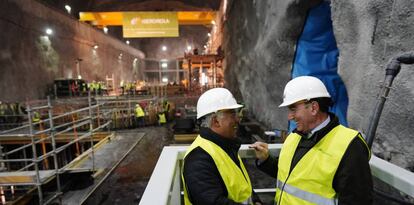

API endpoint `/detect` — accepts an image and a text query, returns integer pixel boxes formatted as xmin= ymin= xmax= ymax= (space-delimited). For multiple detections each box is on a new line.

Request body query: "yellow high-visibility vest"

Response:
xmin=0 ymin=104 xmax=6 ymax=115
xmin=32 ymin=112 xmax=40 ymax=123
xmin=275 ymin=125 xmax=370 ymax=205
xmin=135 ymin=106 xmax=145 ymax=117
xmin=182 ymin=136 xmax=252 ymax=205
xmin=158 ymin=113 xmax=166 ymax=124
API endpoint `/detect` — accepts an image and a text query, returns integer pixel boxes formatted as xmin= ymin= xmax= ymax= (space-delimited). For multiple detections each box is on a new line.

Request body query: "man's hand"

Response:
xmin=249 ymin=142 xmax=269 ymax=161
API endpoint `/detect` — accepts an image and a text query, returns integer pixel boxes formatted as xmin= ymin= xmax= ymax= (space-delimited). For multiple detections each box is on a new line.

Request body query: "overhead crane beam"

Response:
xmin=79 ymin=11 xmax=217 ymax=27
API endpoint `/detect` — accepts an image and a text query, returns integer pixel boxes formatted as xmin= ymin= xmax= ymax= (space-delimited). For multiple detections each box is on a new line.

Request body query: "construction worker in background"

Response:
xmin=120 ymin=80 xmax=125 ymax=96
xmin=157 ymin=105 xmax=167 ymax=126
xmin=101 ymin=82 xmax=108 ymax=95
xmin=250 ymin=76 xmax=373 ymax=205
xmin=90 ymin=80 xmax=97 ymax=95
xmin=97 ymin=81 xmax=102 ymax=95
xmin=163 ymin=99 xmax=171 ymax=122
xmin=81 ymin=81 xmax=87 ymax=96
xmin=32 ymin=111 xmax=40 ymax=123
xmin=31 ymin=111 xmax=41 ymax=129
xmin=135 ymin=103 xmax=145 ymax=127
xmin=182 ymin=88 xmax=262 ymax=205
xmin=0 ymin=101 xmax=6 ymax=124
xmin=125 ymin=82 xmax=130 ymax=95
xmin=87 ymin=81 xmax=92 ymax=94
xmin=71 ymin=81 xmax=78 ymax=96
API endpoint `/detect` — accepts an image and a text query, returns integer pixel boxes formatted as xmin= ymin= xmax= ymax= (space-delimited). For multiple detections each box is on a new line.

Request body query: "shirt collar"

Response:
xmin=306 ymin=115 xmax=331 ymax=139
xmin=199 ymin=127 xmax=241 ymax=151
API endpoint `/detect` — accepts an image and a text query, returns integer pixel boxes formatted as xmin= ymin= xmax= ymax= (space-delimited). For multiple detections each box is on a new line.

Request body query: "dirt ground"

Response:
xmin=83 ymin=125 xmax=174 ymax=204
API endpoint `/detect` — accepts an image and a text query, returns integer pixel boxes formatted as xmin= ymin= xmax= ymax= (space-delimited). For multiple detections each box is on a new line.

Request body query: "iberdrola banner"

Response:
xmin=123 ymin=12 xmax=179 ymax=38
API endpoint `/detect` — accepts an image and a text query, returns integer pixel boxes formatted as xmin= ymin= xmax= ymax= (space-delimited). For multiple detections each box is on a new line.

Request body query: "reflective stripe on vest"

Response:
xmin=182 ymin=136 xmax=252 ymax=205
xmin=276 ymin=180 xmax=337 ymax=205
xmin=276 ymin=125 xmax=369 ymax=205
xmin=241 ymin=197 xmax=253 ymax=204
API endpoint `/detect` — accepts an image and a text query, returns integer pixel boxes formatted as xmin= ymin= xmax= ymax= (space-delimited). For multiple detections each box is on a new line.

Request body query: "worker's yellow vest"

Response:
xmin=158 ymin=113 xmax=166 ymax=124
xmin=182 ymin=136 xmax=252 ymax=205
xmin=32 ymin=112 xmax=40 ymax=123
xmin=275 ymin=125 xmax=370 ymax=205
xmin=0 ymin=104 xmax=6 ymax=115
xmin=135 ymin=106 xmax=145 ymax=117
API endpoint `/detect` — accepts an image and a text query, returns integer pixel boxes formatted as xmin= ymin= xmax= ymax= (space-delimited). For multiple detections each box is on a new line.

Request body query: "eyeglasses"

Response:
xmin=216 ymin=109 xmax=241 ymax=118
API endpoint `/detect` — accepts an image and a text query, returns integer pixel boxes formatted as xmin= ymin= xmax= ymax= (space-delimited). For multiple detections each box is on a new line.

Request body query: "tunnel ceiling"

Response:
xmin=63 ymin=0 xmax=221 ymax=12
xmin=85 ymin=0 xmax=221 ymax=11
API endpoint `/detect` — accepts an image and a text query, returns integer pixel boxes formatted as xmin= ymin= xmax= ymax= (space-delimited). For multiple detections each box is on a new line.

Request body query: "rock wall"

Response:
xmin=0 ymin=0 xmax=145 ymax=102
xmin=223 ymin=0 xmax=414 ymax=170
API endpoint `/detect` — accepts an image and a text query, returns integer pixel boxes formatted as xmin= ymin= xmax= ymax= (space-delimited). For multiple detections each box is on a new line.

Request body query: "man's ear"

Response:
xmin=311 ymin=101 xmax=319 ymax=115
xmin=211 ymin=115 xmax=220 ymax=128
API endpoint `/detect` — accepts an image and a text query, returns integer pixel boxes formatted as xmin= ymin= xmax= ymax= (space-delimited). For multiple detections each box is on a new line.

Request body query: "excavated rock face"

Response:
xmin=223 ymin=0 xmax=414 ymax=169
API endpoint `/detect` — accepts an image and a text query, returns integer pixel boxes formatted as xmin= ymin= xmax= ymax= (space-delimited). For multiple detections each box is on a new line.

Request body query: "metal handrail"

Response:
xmin=0 ymin=104 xmax=102 ymax=135
xmin=27 ymin=105 xmax=50 ymax=111
xmin=1 ymin=120 xmax=91 ymax=157
xmin=53 ymin=116 xmax=90 ymax=131
xmin=54 ymin=120 xmax=90 ymax=136
xmin=0 ymin=158 xmax=33 ymax=163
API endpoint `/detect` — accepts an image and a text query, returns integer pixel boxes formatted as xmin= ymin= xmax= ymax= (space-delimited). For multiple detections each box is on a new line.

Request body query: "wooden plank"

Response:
xmin=174 ymin=134 xmax=197 ymax=142
xmin=0 ymin=132 xmax=109 ymax=144
xmin=0 ymin=170 xmax=55 ymax=185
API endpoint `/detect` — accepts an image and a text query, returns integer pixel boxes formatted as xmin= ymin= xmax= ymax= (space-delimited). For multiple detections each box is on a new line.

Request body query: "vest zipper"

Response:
xmin=277 ymin=172 xmax=291 ymax=205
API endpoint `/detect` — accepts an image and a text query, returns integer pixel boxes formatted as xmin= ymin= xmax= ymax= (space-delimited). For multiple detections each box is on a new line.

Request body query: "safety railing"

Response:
xmin=0 ymin=93 xmax=111 ymax=204
xmin=140 ymin=144 xmax=414 ymax=205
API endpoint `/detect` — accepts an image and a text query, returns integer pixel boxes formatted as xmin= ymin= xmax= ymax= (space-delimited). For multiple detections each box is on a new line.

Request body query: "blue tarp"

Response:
xmin=288 ymin=1 xmax=349 ymax=132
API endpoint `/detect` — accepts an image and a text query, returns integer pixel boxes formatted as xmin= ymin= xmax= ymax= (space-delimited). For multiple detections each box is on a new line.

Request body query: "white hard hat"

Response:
xmin=279 ymin=76 xmax=331 ymax=107
xmin=197 ymin=88 xmax=243 ymax=119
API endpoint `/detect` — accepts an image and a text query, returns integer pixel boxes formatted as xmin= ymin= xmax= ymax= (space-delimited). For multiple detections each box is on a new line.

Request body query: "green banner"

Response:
xmin=123 ymin=12 xmax=179 ymax=38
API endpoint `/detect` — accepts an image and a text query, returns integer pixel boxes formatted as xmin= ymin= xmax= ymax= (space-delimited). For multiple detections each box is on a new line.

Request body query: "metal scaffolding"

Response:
xmin=0 ymin=93 xmax=111 ymax=204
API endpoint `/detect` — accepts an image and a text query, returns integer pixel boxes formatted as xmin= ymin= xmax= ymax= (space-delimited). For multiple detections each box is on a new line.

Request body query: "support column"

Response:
xmin=176 ymin=60 xmax=179 ymax=83
xmin=213 ymin=58 xmax=217 ymax=87
xmin=188 ymin=60 xmax=192 ymax=90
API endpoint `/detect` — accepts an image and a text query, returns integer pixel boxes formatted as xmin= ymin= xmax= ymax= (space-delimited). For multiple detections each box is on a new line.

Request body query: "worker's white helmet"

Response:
xmin=197 ymin=88 xmax=243 ymax=119
xmin=279 ymin=76 xmax=331 ymax=107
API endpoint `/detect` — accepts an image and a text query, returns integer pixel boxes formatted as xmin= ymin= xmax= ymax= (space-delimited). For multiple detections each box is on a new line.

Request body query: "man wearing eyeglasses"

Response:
xmin=182 ymin=88 xmax=262 ymax=205
xmin=250 ymin=76 xmax=373 ymax=205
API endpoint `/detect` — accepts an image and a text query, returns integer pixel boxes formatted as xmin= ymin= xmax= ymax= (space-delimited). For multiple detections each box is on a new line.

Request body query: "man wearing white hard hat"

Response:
xmin=250 ymin=76 xmax=373 ymax=205
xmin=182 ymin=88 xmax=262 ymax=205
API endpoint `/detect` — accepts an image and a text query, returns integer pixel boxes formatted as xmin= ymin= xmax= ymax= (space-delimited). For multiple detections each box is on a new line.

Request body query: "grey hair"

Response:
xmin=200 ymin=112 xmax=225 ymax=128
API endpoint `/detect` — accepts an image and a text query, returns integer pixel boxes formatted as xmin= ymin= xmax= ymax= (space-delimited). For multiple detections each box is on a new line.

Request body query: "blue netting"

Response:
xmin=289 ymin=1 xmax=348 ymax=132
